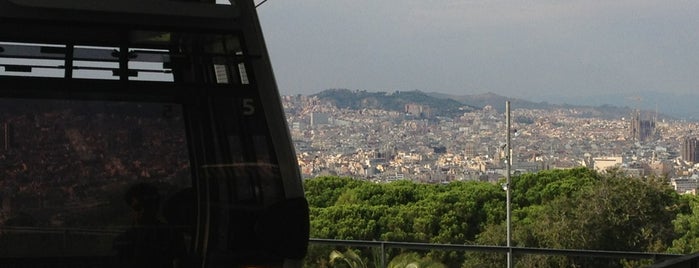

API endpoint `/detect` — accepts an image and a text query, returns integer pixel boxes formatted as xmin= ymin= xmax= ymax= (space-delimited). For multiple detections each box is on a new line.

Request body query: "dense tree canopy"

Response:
xmin=304 ymin=167 xmax=695 ymax=267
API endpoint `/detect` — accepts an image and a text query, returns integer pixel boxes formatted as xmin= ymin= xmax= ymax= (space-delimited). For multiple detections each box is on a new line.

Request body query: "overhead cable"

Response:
xmin=255 ymin=0 xmax=268 ymax=8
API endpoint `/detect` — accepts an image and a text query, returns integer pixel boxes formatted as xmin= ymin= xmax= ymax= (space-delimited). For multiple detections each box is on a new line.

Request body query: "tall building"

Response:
xmin=405 ymin=103 xmax=431 ymax=118
xmin=682 ymin=137 xmax=699 ymax=164
xmin=629 ymin=111 xmax=655 ymax=142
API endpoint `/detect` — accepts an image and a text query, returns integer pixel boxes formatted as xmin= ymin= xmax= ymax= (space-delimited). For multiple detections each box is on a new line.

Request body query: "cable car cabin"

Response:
xmin=0 ymin=0 xmax=309 ymax=267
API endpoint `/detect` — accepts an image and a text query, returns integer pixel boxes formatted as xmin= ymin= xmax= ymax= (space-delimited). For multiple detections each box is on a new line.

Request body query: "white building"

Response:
xmin=593 ymin=156 xmax=623 ymax=172
xmin=671 ymin=177 xmax=699 ymax=195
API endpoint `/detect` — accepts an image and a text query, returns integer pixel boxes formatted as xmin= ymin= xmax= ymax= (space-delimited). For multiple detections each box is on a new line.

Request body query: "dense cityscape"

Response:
xmin=283 ymin=93 xmax=699 ymax=194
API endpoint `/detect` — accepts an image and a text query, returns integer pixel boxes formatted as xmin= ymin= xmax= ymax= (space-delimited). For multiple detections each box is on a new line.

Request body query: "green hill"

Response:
xmin=313 ymin=89 xmax=476 ymax=117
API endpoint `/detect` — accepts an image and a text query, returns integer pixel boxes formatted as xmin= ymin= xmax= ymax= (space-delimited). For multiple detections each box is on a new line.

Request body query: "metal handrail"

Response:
xmin=310 ymin=238 xmax=682 ymax=267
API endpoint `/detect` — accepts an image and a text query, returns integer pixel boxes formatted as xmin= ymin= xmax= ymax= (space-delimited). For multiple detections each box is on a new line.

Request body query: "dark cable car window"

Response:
xmin=128 ymin=48 xmax=174 ymax=82
xmin=1 ymin=33 xmax=248 ymax=84
xmin=0 ymin=42 xmax=65 ymax=78
xmin=0 ymin=99 xmax=192 ymax=258
xmin=202 ymin=96 xmax=285 ymax=207
xmin=72 ymin=45 xmax=120 ymax=80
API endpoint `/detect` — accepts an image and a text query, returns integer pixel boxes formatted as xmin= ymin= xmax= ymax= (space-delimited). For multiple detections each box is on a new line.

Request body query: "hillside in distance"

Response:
xmin=312 ymin=89 xmax=661 ymax=120
xmin=312 ymin=89 xmax=476 ymax=117
xmin=428 ymin=91 xmax=640 ymax=120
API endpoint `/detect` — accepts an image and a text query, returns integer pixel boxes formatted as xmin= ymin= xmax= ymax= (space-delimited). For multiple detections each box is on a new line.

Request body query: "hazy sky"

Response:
xmin=257 ymin=0 xmax=699 ymax=101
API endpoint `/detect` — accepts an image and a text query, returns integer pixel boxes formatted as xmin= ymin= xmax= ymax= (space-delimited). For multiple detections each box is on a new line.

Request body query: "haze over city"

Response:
xmin=258 ymin=0 xmax=699 ymax=117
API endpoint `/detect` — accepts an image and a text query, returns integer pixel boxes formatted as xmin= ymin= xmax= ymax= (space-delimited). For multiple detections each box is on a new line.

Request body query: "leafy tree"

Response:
xmin=305 ymin=176 xmax=364 ymax=208
xmin=466 ymin=168 xmax=681 ymax=267
xmin=669 ymin=195 xmax=699 ymax=254
xmin=510 ymin=167 xmax=597 ymax=208
xmin=388 ymin=252 xmax=446 ymax=268
xmin=330 ymin=249 xmax=367 ymax=268
xmin=304 ymin=168 xmax=683 ymax=268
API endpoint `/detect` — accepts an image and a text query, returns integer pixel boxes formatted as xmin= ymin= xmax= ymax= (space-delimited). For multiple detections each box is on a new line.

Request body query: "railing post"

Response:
xmin=381 ymin=241 xmax=386 ymax=268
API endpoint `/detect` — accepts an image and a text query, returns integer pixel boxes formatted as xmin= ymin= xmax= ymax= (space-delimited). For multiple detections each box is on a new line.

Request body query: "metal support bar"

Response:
xmin=506 ymin=100 xmax=512 ymax=268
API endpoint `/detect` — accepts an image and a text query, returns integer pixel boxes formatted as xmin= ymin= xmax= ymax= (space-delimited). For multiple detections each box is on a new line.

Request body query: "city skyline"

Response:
xmin=282 ymin=94 xmax=699 ymax=188
xmin=258 ymin=0 xmax=699 ymax=105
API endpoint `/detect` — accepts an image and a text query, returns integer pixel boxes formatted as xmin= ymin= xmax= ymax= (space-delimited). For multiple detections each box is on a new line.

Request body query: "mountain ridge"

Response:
xmin=311 ymin=89 xmax=669 ymax=120
xmin=312 ymin=89 xmax=477 ymax=118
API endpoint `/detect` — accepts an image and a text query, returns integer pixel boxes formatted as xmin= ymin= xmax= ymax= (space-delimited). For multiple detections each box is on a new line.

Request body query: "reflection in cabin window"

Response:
xmin=0 ymin=99 xmax=192 ymax=258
